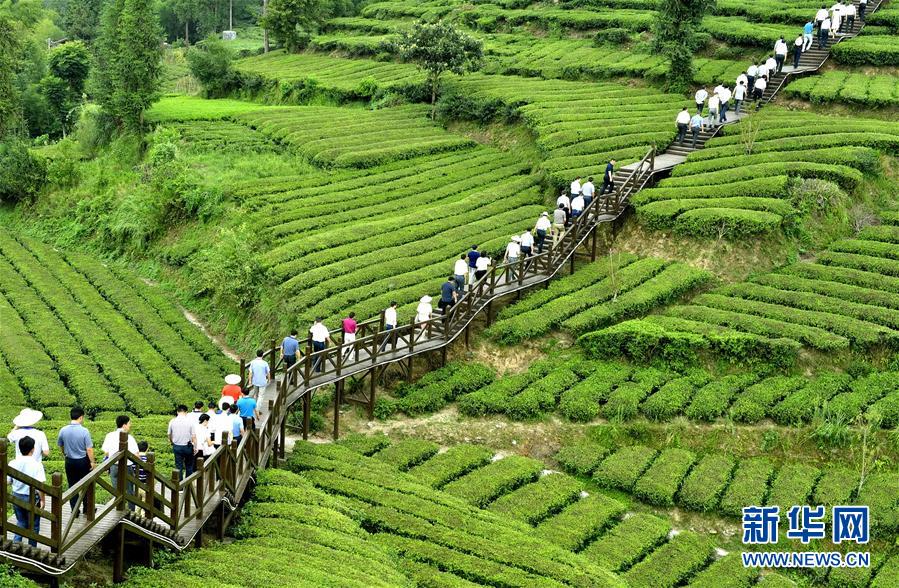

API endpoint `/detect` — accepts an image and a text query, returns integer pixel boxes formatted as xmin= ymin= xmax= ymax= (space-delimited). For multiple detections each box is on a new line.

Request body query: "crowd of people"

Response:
xmin=4 ymin=379 xmax=265 ymax=544
xmin=676 ymin=1 xmax=860 ymax=147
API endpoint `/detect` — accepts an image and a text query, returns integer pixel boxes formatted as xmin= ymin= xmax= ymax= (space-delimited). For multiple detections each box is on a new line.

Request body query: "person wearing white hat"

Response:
xmin=415 ymin=295 xmax=433 ymax=342
xmin=505 ymin=236 xmax=522 ymax=280
xmin=8 ymin=409 xmax=49 ymax=462
xmin=221 ymin=373 xmax=242 ymax=404
xmin=535 ymin=212 xmax=552 ymax=253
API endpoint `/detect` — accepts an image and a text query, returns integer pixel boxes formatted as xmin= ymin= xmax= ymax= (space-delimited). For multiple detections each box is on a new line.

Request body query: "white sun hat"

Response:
xmin=511 ymin=236 xmax=521 ymax=242
xmin=224 ymin=374 xmax=241 ymax=385
xmin=13 ymin=408 xmax=43 ymax=428
xmin=420 ymin=295 xmax=432 ymax=303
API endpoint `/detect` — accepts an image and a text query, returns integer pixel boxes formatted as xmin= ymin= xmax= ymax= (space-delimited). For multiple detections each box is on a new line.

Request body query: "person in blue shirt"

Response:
xmin=600 ymin=160 xmax=616 ymax=195
xmin=803 ymin=20 xmax=814 ymax=51
xmin=689 ymin=112 xmax=704 ymax=148
xmin=438 ymin=276 xmax=458 ymax=314
xmin=466 ymin=245 xmax=480 ymax=284
xmin=228 ymin=404 xmax=244 ymax=445
xmin=281 ymin=330 xmax=300 ymax=370
xmin=236 ymin=388 xmax=260 ymax=431
xmin=57 ymin=407 xmax=95 ymax=515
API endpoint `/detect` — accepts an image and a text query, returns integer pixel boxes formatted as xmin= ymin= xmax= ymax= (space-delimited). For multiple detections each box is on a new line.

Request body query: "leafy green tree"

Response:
xmin=0 ymin=14 xmax=23 ymax=138
xmin=651 ymin=0 xmax=713 ymax=93
xmin=187 ymin=36 xmax=239 ymax=97
xmin=64 ymin=0 xmax=103 ymax=40
xmin=259 ymin=0 xmax=330 ymax=53
xmin=0 ymin=140 xmax=47 ymax=203
xmin=94 ymin=0 xmax=163 ymax=131
xmin=397 ymin=21 xmax=483 ymax=120
xmin=38 ymin=40 xmax=90 ymax=136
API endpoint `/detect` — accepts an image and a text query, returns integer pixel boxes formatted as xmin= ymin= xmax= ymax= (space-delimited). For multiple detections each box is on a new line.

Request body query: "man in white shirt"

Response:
xmin=764 ymin=57 xmax=777 ymax=77
xmin=753 ymin=77 xmax=767 ymax=109
xmin=414 ymin=296 xmax=432 ymax=341
xmin=707 ymin=95 xmax=719 ymax=127
xmin=453 ymin=254 xmax=468 ymax=293
xmin=774 ymin=37 xmax=788 ymax=73
xmin=520 ymin=229 xmax=535 ymax=257
xmin=534 ymin=212 xmax=551 ymax=253
xmin=712 ymin=83 xmax=725 ymax=98
xmin=844 ymin=2 xmax=856 ymax=30
xmin=736 ymin=73 xmax=748 ymax=89
xmin=570 ymin=194 xmax=585 ymax=218
xmin=581 ymin=176 xmax=595 ymax=208
xmin=309 ymin=318 xmax=333 ymax=373
xmin=570 ymin=177 xmax=581 ymax=198
xmin=859 ymin=0 xmax=867 ymax=22
xmin=101 ymin=415 xmax=139 ymax=501
xmin=746 ymin=63 xmax=758 ymax=89
xmin=717 ymin=85 xmax=732 ymax=123
xmin=8 ymin=437 xmax=46 ymax=546
xmin=475 ymin=255 xmax=491 ymax=280
xmin=556 ymin=191 xmax=570 ymax=214
xmin=505 ymin=236 xmax=521 ymax=281
xmin=757 ymin=61 xmax=769 ymax=82
xmin=379 ymin=302 xmax=398 ymax=352
xmin=8 ymin=409 xmax=49 ymax=462
xmin=247 ymin=349 xmax=270 ymax=398
xmin=694 ymin=87 xmax=708 ymax=115
xmin=819 ymin=16 xmax=831 ymax=48
xmin=831 ymin=2 xmax=843 ymax=34
xmin=793 ymin=35 xmax=804 ymax=69
xmin=815 ymin=5 xmax=829 ymax=32
xmin=733 ymin=80 xmax=747 ymax=114
xmin=212 ymin=400 xmax=233 ymax=448
xmin=675 ymin=107 xmax=690 ymax=144
xmin=192 ymin=414 xmax=214 ymax=458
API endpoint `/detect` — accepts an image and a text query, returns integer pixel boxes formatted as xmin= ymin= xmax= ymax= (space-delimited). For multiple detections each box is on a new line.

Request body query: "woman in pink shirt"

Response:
xmin=342 ymin=312 xmax=357 ymax=361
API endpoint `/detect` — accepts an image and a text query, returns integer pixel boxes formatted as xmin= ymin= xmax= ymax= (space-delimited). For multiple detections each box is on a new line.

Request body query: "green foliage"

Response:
xmin=397 ymin=20 xmax=483 ymax=117
xmin=765 ymin=463 xmax=820 ymax=513
xmin=407 ymin=444 xmax=494 ymax=488
xmin=0 ymin=15 xmax=22 ymax=138
xmin=442 ymin=455 xmax=543 ymax=507
xmin=594 ymin=445 xmax=657 ymax=491
xmin=686 ymin=554 xmax=758 ymax=588
xmin=188 ymin=224 xmax=268 ymax=309
xmin=832 ymin=36 xmax=899 ymax=66
xmin=487 ymin=473 xmax=583 ymax=525
xmin=555 ymin=442 xmax=612 ymax=476
xmin=685 ymin=373 xmax=757 ymax=421
xmin=337 ymin=432 xmax=391 ymax=456
xmin=535 ymin=493 xmax=626 ymax=552
xmin=651 ymin=0 xmax=711 ymax=92
xmin=730 ymin=375 xmax=805 ymax=423
xmin=582 ymin=513 xmax=671 ymax=572
xmin=64 ymin=0 xmax=103 ymax=40
xmin=373 ymin=438 xmax=439 ymax=470
xmin=94 ymin=0 xmax=163 ymax=130
xmin=0 ymin=140 xmax=47 ymax=203
xmin=396 ymin=362 xmax=495 ymax=416
xmin=633 ymin=448 xmax=695 ymax=506
xmin=678 ymin=453 xmax=735 ymax=512
xmin=260 ymin=0 xmax=330 ymax=52
xmin=719 ymin=457 xmax=775 ymax=517
xmin=187 ymin=36 xmax=241 ymax=98
xmin=623 ymin=531 xmax=713 ymax=588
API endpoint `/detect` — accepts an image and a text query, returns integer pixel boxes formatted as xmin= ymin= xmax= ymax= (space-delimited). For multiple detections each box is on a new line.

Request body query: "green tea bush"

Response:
xmin=685 ymin=373 xmax=757 ymax=421
xmin=678 ymin=453 xmax=736 ymax=512
xmin=719 ymin=457 xmax=775 ymax=517
xmin=594 ymin=445 xmax=657 ymax=490
xmin=398 ymin=362 xmax=495 ymax=416
xmin=765 ymin=463 xmax=820 ymax=513
xmin=686 ymin=553 xmax=759 ymax=588
xmin=442 ymin=455 xmax=543 ymax=507
xmin=832 ymin=36 xmax=899 ymax=66
xmin=872 ymin=555 xmax=899 ymax=588
xmin=582 ymin=513 xmax=671 ymax=572
xmin=812 ymin=467 xmax=857 ymax=509
xmin=857 ymin=472 xmax=899 ymax=532
xmin=641 ymin=374 xmax=709 ymax=421
xmin=555 ymin=442 xmax=612 ymax=476
xmin=408 ymin=444 xmax=495 ymax=489
xmin=488 ymin=473 xmax=583 ymax=524
xmin=559 ymin=362 xmax=631 ymax=422
xmin=633 ymin=448 xmax=696 ymax=506
xmin=505 ymin=367 xmax=580 ymax=420
xmin=730 ymin=376 xmax=806 ymax=423
xmin=623 ymin=531 xmax=714 ymax=588
xmin=337 ymin=433 xmax=391 ymax=456
xmin=770 ymin=373 xmax=850 ymax=425
xmin=373 ymin=439 xmax=440 ymax=471
xmin=535 ymin=493 xmax=626 ymax=552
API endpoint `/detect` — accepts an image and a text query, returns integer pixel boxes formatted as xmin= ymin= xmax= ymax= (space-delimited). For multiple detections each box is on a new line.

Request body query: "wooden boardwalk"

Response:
xmin=0 ymin=1 xmax=885 ymax=579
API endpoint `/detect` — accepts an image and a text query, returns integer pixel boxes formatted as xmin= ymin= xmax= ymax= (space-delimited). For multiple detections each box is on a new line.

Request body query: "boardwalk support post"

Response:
xmin=368 ymin=368 xmax=376 ymax=420
xmin=302 ymin=392 xmax=311 ymax=441
xmin=333 ymin=380 xmax=343 ymax=440
xmin=112 ymin=524 xmax=125 ymax=583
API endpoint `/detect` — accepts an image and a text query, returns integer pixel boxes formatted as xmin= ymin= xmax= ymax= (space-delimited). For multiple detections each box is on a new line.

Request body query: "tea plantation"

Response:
xmin=2 ymin=0 xmax=899 ymax=584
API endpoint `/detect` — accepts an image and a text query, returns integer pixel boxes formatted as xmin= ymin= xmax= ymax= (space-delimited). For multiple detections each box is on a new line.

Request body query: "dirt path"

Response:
xmin=182 ymin=308 xmax=242 ymax=362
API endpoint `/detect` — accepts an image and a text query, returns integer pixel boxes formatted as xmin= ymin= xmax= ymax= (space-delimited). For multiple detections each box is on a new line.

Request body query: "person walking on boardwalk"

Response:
xmin=280 ymin=330 xmax=300 ymax=372
xmin=707 ymin=94 xmax=719 ymax=127
xmin=734 ymin=80 xmax=747 ymax=115
xmin=379 ymin=301 xmax=398 ymax=352
xmin=844 ymin=1 xmax=856 ymax=31
xmin=815 ymin=5 xmax=829 ymax=33
xmin=520 ymin=228 xmax=534 ymax=257
xmin=556 ymin=190 xmax=570 ymax=217
xmin=859 ymin=0 xmax=867 ymax=21
xmin=415 ymin=295 xmax=433 ymax=341
xmin=675 ymin=107 xmax=690 ymax=144
xmin=475 ymin=253 xmax=491 ymax=282
xmin=793 ymin=35 xmax=804 ymax=69
xmin=101 ymin=415 xmax=139 ymax=506
xmin=453 ymin=254 xmax=468 ymax=293
xmin=466 ymin=245 xmax=480 ymax=285
xmin=570 ymin=176 xmax=582 ymax=201
xmin=221 ymin=374 xmax=242 ymax=404
xmin=8 ymin=437 xmax=45 ymax=546
xmin=534 ymin=212 xmax=553 ymax=253
xmin=753 ymin=76 xmax=767 ymax=108
xmin=309 ymin=318 xmax=333 ymax=373
xmin=212 ymin=399 xmax=232 ymax=449
xmin=8 ymin=409 xmax=49 ymax=462
xmin=690 ymin=111 xmax=704 ymax=148
xmin=341 ymin=312 xmax=357 ymax=362
xmin=192 ymin=414 xmax=214 ymax=458
xmin=57 ymin=407 xmax=95 ymax=516
xmin=248 ymin=349 xmax=270 ymax=397
xmin=505 ymin=236 xmax=521 ymax=280
xmin=581 ymin=176 xmax=595 ymax=208
xmin=831 ymin=2 xmax=843 ymax=34
xmin=228 ymin=404 xmax=244 ymax=446
xmin=168 ymin=405 xmax=194 ymax=479
xmin=570 ymin=193 xmax=585 ymax=219
xmin=439 ymin=276 xmax=457 ymax=314
xmin=736 ymin=71 xmax=748 ymax=91
xmin=694 ymin=87 xmax=708 ymax=115
xmin=746 ymin=63 xmax=758 ymax=90
xmin=819 ymin=15 xmax=832 ymax=48
xmin=600 ymin=160 xmax=616 ymax=195
xmin=764 ymin=56 xmax=777 ymax=79
xmin=774 ymin=37 xmax=788 ymax=73
xmin=803 ymin=19 xmax=814 ymax=51
xmin=236 ymin=388 xmax=260 ymax=431
xmin=717 ymin=84 xmax=732 ymax=123
xmin=552 ymin=204 xmax=567 ymax=238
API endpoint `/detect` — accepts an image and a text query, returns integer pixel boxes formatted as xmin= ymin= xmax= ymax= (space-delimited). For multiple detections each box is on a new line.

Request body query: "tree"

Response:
xmin=187 ymin=36 xmax=239 ymax=97
xmin=0 ymin=14 xmax=23 ymax=138
xmin=39 ymin=41 xmax=90 ymax=136
xmin=651 ymin=0 xmax=713 ymax=93
xmin=398 ymin=21 xmax=483 ymax=120
xmin=64 ymin=0 xmax=103 ymax=40
xmin=0 ymin=140 xmax=47 ymax=203
xmin=94 ymin=0 xmax=163 ymax=131
xmin=259 ymin=0 xmax=330 ymax=53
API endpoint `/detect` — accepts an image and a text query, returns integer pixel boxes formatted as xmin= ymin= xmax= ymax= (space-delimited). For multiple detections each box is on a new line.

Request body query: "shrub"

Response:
xmin=856 ymin=472 xmax=899 ymax=532
xmin=641 ymin=374 xmax=708 ymax=420
xmin=594 ymin=445 xmax=657 ymax=491
xmin=505 ymin=367 xmax=580 ymax=420
xmin=623 ymin=531 xmax=714 ymax=588
xmin=812 ymin=467 xmax=857 ymax=509
xmin=535 ymin=493 xmax=626 ymax=552
xmin=337 ymin=433 xmax=391 ymax=456
xmin=559 ymin=362 xmax=631 ymax=422
xmin=832 ymin=36 xmax=899 ymax=66
xmin=187 ymin=36 xmax=240 ymax=97
xmin=398 ymin=362 xmax=495 ymax=416
xmin=0 ymin=140 xmax=47 ymax=204
xmin=674 ymin=208 xmax=783 ymax=238
xmin=581 ymin=513 xmax=671 ymax=572
xmin=770 ymin=373 xmax=850 ymax=425
xmin=407 ymin=444 xmax=495 ymax=489
xmin=686 ymin=373 xmax=757 ymax=421
xmin=442 ymin=455 xmax=543 ymax=507
xmin=633 ymin=448 xmax=696 ymax=506
xmin=686 ymin=553 xmax=759 ymax=588
xmin=872 ymin=555 xmax=899 ymax=588
xmin=555 ymin=442 xmax=613 ymax=477
xmin=373 ymin=439 xmax=440 ymax=471
xmin=719 ymin=457 xmax=775 ymax=517
xmin=593 ymin=28 xmax=631 ymax=44
xmin=730 ymin=376 xmax=807 ymax=423
xmin=678 ymin=453 xmax=735 ymax=512
xmin=765 ymin=463 xmax=820 ymax=513
xmin=488 ymin=473 xmax=583 ymax=524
